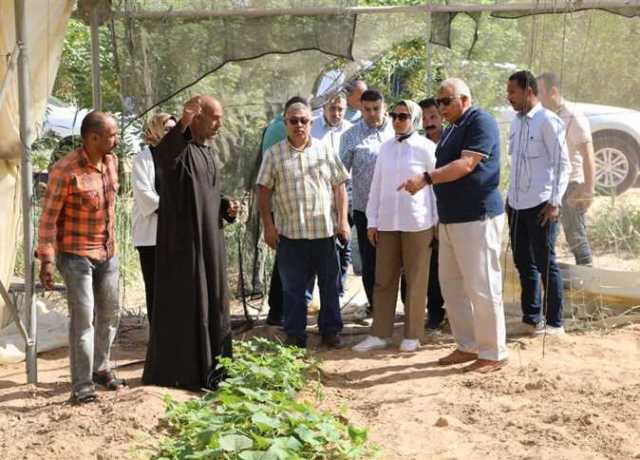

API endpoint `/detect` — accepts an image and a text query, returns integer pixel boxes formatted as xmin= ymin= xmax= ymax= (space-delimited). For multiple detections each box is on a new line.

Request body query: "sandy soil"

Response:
xmin=1 ymin=313 xmax=639 ymax=460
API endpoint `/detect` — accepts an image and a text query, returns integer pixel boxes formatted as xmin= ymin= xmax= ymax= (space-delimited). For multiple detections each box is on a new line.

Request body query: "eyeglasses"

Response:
xmin=389 ymin=112 xmax=411 ymax=121
xmin=436 ymin=96 xmax=460 ymax=107
xmin=286 ymin=117 xmax=311 ymax=126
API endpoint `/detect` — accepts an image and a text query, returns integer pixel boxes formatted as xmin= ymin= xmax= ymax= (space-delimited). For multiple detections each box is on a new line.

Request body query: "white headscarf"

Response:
xmin=394 ymin=99 xmax=423 ymax=141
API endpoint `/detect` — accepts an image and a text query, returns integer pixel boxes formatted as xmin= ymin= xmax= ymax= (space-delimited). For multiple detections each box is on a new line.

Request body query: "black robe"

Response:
xmin=142 ymin=125 xmax=233 ymax=390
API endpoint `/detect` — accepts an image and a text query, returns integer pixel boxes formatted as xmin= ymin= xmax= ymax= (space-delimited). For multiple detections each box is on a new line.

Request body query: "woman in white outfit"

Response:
xmin=353 ymin=100 xmax=438 ymax=353
xmin=132 ymin=113 xmax=176 ymax=322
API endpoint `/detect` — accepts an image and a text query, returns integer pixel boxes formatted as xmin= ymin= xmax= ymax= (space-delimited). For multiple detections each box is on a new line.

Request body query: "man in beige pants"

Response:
xmin=399 ymin=79 xmax=507 ymax=373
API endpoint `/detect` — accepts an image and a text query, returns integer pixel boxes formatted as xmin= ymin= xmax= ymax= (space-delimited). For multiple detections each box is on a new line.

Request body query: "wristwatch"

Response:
xmin=423 ymin=171 xmax=433 ymax=185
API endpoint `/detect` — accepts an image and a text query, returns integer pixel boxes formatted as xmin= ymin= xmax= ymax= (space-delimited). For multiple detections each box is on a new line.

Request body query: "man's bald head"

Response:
xmin=81 ymin=111 xmax=115 ymax=139
xmin=189 ymin=95 xmax=224 ymax=143
xmin=81 ymin=111 xmax=118 ymax=157
xmin=346 ymin=79 xmax=367 ymax=111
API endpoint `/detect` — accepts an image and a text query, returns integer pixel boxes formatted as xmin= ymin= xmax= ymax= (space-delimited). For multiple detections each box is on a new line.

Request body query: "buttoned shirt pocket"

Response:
xmin=71 ymin=174 xmax=103 ymax=211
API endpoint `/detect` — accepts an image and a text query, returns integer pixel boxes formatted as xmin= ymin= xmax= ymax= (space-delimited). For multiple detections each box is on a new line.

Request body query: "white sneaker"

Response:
xmin=527 ymin=322 xmax=546 ymax=336
xmin=352 ymin=336 xmax=388 ymax=352
xmin=544 ymin=325 xmax=565 ymax=336
xmin=399 ymin=338 xmax=420 ymax=352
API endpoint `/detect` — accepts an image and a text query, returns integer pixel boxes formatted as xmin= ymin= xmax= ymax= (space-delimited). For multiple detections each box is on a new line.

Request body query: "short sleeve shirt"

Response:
xmin=256 ymin=138 xmax=349 ymax=239
xmin=433 ymin=107 xmax=504 ymax=224
xmin=557 ymin=100 xmax=592 ymax=184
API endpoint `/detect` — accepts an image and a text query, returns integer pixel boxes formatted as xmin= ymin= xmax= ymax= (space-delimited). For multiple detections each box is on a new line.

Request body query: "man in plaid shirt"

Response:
xmin=38 ymin=111 xmax=124 ymax=404
xmin=257 ymin=97 xmax=350 ymax=349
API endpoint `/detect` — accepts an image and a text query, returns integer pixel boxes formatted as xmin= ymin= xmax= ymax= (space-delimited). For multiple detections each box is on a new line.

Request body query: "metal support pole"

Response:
xmin=15 ymin=0 xmax=37 ymax=384
xmin=425 ymin=10 xmax=433 ymax=95
xmin=90 ymin=6 xmax=102 ymax=110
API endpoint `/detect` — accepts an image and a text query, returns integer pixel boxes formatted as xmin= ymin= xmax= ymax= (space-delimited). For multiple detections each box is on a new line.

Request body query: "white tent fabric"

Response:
xmin=0 ymin=0 xmax=73 ymax=328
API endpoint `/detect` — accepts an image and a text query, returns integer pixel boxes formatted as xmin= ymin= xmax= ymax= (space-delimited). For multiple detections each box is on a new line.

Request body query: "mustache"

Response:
xmin=425 ymin=125 xmax=437 ymax=130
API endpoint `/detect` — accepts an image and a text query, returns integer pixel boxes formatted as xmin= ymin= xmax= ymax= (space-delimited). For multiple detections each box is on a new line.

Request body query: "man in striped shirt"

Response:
xmin=38 ymin=111 xmax=124 ymax=404
xmin=257 ymin=97 xmax=350 ymax=348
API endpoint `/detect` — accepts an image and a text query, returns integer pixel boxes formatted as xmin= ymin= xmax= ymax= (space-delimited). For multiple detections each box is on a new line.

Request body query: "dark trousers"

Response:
xmin=136 ymin=246 xmax=156 ymax=323
xmin=277 ymin=236 xmax=343 ymax=340
xmin=353 ymin=210 xmax=376 ymax=308
xmin=399 ymin=240 xmax=445 ymax=328
xmin=336 ymin=213 xmax=354 ymax=296
xmin=267 ymin=257 xmax=313 ymax=323
xmin=507 ymin=202 xmax=564 ymax=328
xmin=426 ymin=241 xmax=445 ymax=328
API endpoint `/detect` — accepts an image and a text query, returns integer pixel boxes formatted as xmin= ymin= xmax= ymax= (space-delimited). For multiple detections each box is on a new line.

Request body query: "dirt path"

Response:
xmin=1 ymin=318 xmax=639 ymax=460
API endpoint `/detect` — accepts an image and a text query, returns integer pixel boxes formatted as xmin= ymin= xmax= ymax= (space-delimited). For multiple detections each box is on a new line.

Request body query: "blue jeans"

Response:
xmin=353 ymin=210 xmax=376 ymax=308
xmin=507 ymin=202 xmax=564 ymax=327
xmin=561 ymin=182 xmax=593 ymax=266
xmin=336 ymin=213 xmax=353 ymax=296
xmin=277 ymin=237 xmax=343 ymax=340
xmin=56 ymin=253 xmax=120 ymax=395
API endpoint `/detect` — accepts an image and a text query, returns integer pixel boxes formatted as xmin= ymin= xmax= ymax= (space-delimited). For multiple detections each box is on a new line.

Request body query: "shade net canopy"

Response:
xmin=101 ymin=0 xmax=640 ymax=325
xmin=4 ymin=0 xmax=638 ymax=338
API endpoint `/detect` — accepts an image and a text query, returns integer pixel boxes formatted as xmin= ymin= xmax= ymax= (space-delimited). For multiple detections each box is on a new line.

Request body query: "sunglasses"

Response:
xmin=436 ymin=96 xmax=460 ymax=107
xmin=389 ymin=112 xmax=411 ymax=121
xmin=286 ymin=117 xmax=311 ymax=126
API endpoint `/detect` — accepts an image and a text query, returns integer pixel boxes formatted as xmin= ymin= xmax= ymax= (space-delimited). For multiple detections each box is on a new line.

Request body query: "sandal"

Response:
xmin=70 ymin=390 xmax=98 ymax=405
xmin=93 ymin=370 xmax=127 ymax=390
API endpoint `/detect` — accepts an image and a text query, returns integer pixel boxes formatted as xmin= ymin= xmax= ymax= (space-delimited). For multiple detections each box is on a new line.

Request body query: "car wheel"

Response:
xmin=593 ymin=132 xmax=639 ymax=195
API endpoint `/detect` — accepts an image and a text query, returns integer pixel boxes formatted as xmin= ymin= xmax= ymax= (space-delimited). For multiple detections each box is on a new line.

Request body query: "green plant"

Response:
xmin=588 ymin=202 xmax=640 ymax=257
xmin=154 ymin=338 xmax=375 ymax=460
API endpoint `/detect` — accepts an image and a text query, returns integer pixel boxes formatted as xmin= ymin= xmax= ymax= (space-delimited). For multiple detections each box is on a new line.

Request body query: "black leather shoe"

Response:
xmin=265 ymin=316 xmax=283 ymax=327
xmin=321 ymin=333 xmax=342 ymax=348
xmin=284 ymin=335 xmax=306 ymax=349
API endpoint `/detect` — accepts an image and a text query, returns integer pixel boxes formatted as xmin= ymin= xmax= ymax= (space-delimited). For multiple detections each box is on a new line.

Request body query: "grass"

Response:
xmin=587 ymin=201 xmax=640 ymax=257
xmin=154 ymin=338 xmax=376 ymax=460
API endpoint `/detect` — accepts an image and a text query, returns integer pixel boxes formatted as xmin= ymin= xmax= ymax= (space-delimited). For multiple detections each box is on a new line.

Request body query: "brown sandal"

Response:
xmin=438 ymin=349 xmax=478 ymax=366
xmin=93 ymin=371 xmax=127 ymax=390
xmin=463 ymin=358 xmax=508 ymax=374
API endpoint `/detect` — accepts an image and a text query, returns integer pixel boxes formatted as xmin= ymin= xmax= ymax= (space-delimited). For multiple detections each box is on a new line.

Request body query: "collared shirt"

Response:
xmin=37 ymin=148 xmax=119 ymax=263
xmin=367 ymin=133 xmax=438 ymax=231
xmin=557 ymin=99 xmax=592 ymax=184
xmin=132 ymin=145 xmax=159 ymax=247
xmin=339 ymin=117 xmax=395 ymax=212
xmin=344 ymin=106 xmax=361 ymax=123
xmin=256 ymin=138 xmax=349 ymax=240
xmin=261 ymin=114 xmax=286 ymax=153
xmin=434 ymin=107 xmax=504 ymax=224
xmin=310 ymin=115 xmax=352 ymax=152
xmin=311 ymin=116 xmax=354 ymax=210
xmin=507 ymin=103 xmax=571 ymax=210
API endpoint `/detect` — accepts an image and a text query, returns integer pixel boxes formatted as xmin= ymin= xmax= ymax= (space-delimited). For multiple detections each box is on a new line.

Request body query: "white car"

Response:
xmin=498 ymin=103 xmax=640 ymax=195
xmin=42 ymin=96 xmax=142 ymax=154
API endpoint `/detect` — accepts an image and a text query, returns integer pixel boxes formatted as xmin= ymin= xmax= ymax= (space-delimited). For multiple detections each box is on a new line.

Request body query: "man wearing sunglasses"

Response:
xmin=340 ymin=89 xmax=395 ymax=314
xmin=257 ymin=97 xmax=350 ymax=349
xmin=398 ymin=78 xmax=508 ymax=373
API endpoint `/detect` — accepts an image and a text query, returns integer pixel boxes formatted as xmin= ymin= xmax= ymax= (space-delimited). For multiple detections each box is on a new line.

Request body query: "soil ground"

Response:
xmin=1 ymin=312 xmax=639 ymax=460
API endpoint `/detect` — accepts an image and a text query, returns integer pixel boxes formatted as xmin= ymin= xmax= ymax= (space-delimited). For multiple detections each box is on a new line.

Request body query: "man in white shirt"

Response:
xmin=537 ymin=72 xmax=595 ymax=266
xmin=506 ymin=70 xmax=571 ymax=336
xmin=311 ymin=93 xmax=353 ymax=299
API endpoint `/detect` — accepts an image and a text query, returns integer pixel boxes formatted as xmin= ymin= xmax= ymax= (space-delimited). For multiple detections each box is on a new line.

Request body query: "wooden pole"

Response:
xmin=112 ymin=1 xmax=640 ymax=20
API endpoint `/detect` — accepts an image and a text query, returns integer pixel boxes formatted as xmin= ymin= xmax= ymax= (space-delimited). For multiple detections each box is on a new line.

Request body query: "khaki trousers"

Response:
xmin=438 ymin=215 xmax=507 ymax=361
xmin=371 ymin=228 xmax=433 ymax=340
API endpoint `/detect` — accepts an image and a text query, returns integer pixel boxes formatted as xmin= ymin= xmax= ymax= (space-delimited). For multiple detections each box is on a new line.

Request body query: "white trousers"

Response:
xmin=439 ymin=215 xmax=507 ymax=361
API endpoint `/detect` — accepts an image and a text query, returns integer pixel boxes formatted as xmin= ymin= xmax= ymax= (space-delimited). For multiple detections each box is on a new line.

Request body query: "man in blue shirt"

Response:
xmin=506 ymin=70 xmax=571 ymax=336
xmin=399 ymin=78 xmax=507 ymax=373
xmin=340 ymin=89 xmax=395 ymax=312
